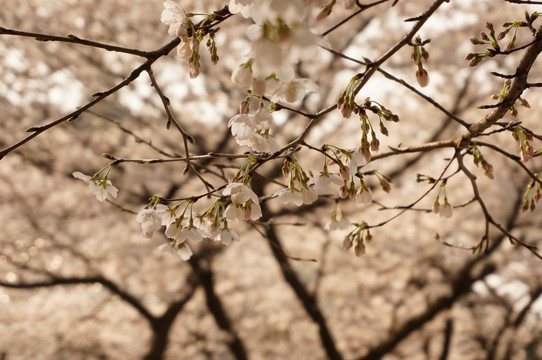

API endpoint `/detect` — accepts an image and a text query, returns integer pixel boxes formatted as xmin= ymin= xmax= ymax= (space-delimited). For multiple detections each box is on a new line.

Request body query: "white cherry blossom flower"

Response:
xmin=224 ymin=204 xmax=245 ymax=222
xmin=165 ymin=221 xmax=182 ymax=239
xmin=275 ymin=188 xmax=304 ymax=206
xmin=161 ymin=0 xmax=188 ymax=37
xmin=246 ymin=201 xmax=262 ymax=220
xmin=228 ymin=114 xmax=256 ymax=140
xmin=232 ymin=63 xmax=253 ymax=87
xmin=177 ymin=242 xmax=193 ymax=260
xmin=158 ymin=242 xmax=193 ymax=261
xmin=325 ymin=217 xmax=351 ymax=231
xmin=237 ymin=132 xmax=280 ymax=153
xmin=253 ymin=108 xmax=273 ymax=131
xmin=174 ymin=227 xmax=204 ymax=245
xmin=439 ymin=201 xmax=453 ymax=218
xmin=136 ymin=209 xmax=163 ymax=238
xmin=271 ymin=78 xmax=319 ymax=103
xmin=223 ymin=183 xmax=259 ymax=205
xmin=228 ymin=0 xmax=254 ymax=18
xmin=301 ymin=187 xmax=318 ymax=204
xmin=347 ymin=147 xmax=370 ymax=177
xmin=156 ymin=204 xmax=180 ymax=226
xmin=309 ymin=172 xmax=344 ymax=193
xmin=72 ymin=171 xmax=118 ymax=202
xmin=212 ymin=228 xmax=240 ymax=246
xmin=356 ymin=187 xmax=373 ymax=206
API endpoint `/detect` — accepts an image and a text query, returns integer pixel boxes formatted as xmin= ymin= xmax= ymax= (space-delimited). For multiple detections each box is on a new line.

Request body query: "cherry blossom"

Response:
xmin=325 ymin=217 xmax=351 ymax=231
xmin=271 ymin=78 xmax=319 ymax=103
xmin=223 ymin=183 xmax=259 ymax=205
xmin=155 ymin=204 xmax=181 ymax=226
xmin=231 ymin=62 xmax=254 ymax=87
xmin=309 ymin=172 xmax=344 ymax=194
xmin=301 ymin=187 xmax=318 ymax=204
xmin=158 ymin=242 xmax=193 ymax=261
xmin=161 ymin=0 xmax=188 ymax=38
xmin=212 ymin=228 xmax=240 ymax=246
xmin=72 ymin=171 xmax=118 ymax=202
xmin=439 ymin=201 xmax=453 ymax=218
xmin=275 ymin=188 xmax=304 ymax=206
xmin=136 ymin=209 xmax=163 ymax=238
xmin=356 ymin=186 xmax=373 ymax=206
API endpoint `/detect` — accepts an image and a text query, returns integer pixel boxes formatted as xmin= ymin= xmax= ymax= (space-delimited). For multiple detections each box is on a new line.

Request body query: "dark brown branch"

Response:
xmin=188 ymin=255 xmax=248 ymax=360
xmin=0 ymin=276 xmax=155 ymax=324
xmin=453 ymin=27 xmax=542 ymax=148
xmin=259 ymin=203 xmax=343 ymax=360
xmin=0 ymin=27 xmax=151 ymax=57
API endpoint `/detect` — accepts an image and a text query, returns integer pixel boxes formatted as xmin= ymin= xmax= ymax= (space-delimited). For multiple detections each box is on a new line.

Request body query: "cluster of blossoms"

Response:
xmin=131 ymin=182 xmax=261 ymax=261
xmin=161 ymin=0 xmax=210 ymax=78
xmin=273 ymin=154 xmax=319 ymax=206
xmin=228 ymin=0 xmax=320 ymax=103
xmin=228 ymin=105 xmax=280 ymax=153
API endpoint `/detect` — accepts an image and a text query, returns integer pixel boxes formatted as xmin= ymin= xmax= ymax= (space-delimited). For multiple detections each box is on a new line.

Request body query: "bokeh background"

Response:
xmin=1 ymin=1 xmax=542 ymax=359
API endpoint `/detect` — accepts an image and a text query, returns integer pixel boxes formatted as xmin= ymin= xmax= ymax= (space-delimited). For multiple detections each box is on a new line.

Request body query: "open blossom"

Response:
xmin=301 ymin=187 xmax=318 ymax=204
xmin=224 ymin=202 xmax=262 ymax=221
xmin=228 ymin=0 xmax=254 ymax=18
xmin=155 ymin=204 xmax=180 ymax=226
xmin=72 ymin=171 xmax=118 ymax=202
xmin=229 ymin=114 xmax=256 ymax=140
xmin=271 ymin=78 xmax=319 ymax=103
xmin=158 ymin=242 xmax=193 ymax=261
xmin=223 ymin=183 xmax=262 ymax=221
xmin=232 ymin=63 xmax=253 ymax=87
xmin=212 ymin=228 xmax=240 ymax=246
xmin=165 ymin=221 xmax=204 ymax=244
xmin=136 ymin=209 xmax=163 ymax=238
xmin=439 ymin=201 xmax=453 ymax=218
xmin=254 ymin=108 xmax=273 ymax=131
xmin=325 ymin=217 xmax=351 ymax=231
xmin=345 ymin=147 xmax=370 ymax=178
xmin=356 ymin=187 xmax=373 ymax=206
xmin=309 ymin=172 xmax=344 ymax=194
xmin=223 ymin=183 xmax=259 ymax=205
xmin=161 ymin=0 xmax=188 ymax=37
xmin=275 ymin=188 xmax=304 ymax=206
xmin=237 ymin=132 xmax=280 ymax=153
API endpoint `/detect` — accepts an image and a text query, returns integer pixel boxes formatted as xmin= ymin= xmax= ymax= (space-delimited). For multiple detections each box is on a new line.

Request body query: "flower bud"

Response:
xmin=416 ymin=68 xmax=429 ymax=87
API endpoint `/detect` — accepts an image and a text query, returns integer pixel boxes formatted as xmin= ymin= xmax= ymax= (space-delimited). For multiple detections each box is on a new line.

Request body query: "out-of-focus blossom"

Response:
xmin=325 ymin=217 xmax=351 ymax=231
xmin=158 ymin=242 xmax=193 ymax=261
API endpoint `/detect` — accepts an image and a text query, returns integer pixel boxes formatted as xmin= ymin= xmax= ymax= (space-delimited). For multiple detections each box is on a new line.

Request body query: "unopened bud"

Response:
xmin=416 ymin=68 xmax=430 ymax=87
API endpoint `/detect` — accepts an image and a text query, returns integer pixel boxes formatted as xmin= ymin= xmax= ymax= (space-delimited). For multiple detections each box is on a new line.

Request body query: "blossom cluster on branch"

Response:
xmin=2 ymin=0 xmax=542 ymax=262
